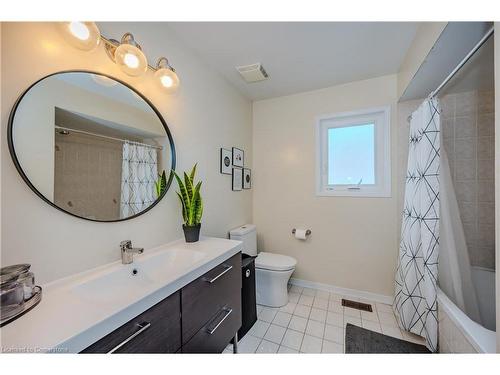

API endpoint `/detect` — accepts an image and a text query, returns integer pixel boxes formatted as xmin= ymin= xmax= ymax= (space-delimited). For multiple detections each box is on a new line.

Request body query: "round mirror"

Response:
xmin=8 ymin=71 xmax=175 ymax=222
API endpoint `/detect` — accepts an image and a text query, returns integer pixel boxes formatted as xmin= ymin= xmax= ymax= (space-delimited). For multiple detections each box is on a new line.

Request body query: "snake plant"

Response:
xmin=173 ymin=164 xmax=203 ymax=226
xmin=155 ymin=170 xmax=167 ymax=198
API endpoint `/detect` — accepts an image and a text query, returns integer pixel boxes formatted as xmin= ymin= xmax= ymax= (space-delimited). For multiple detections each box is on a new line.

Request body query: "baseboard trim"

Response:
xmin=289 ymin=278 xmax=394 ymax=305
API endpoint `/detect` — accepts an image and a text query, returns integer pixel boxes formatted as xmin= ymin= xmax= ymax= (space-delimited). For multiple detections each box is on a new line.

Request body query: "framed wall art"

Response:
xmin=243 ymin=168 xmax=251 ymax=189
xmin=220 ymin=148 xmax=232 ymax=175
xmin=232 ymin=167 xmax=243 ymax=191
xmin=232 ymin=147 xmax=244 ymax=168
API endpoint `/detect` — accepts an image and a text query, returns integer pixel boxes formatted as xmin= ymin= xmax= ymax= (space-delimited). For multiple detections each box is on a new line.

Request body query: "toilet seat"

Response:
xmin=255 ymin=252 xmax=297 ymax=272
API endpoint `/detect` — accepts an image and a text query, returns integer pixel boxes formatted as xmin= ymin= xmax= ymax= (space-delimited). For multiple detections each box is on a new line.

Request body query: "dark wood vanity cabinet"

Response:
xmin=81 ymin=253 xmax=242 ymax=354
xmin=81 ymin=291 xmax=182 ymax=353
xmin=181 ymin=253 xmax=242 ymax=353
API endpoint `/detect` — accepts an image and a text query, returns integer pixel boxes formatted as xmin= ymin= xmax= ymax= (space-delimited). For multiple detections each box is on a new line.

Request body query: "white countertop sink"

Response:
xmin=0 ymin=237 xmax=242 ymax=353
xmin=72 ymin=247 xmax=206 ymax=305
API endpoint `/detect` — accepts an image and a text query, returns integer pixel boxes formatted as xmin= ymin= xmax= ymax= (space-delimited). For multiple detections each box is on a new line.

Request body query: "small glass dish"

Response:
xmin=0 ymin=264 xmax=31 ymax=285
xmin=17 ymin=271 xmax=35 ymax=300
xmin=0 ymin=282 xmax=25 ymax=321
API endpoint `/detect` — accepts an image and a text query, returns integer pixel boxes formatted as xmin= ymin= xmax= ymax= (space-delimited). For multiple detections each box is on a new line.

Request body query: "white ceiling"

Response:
xmin=166 ymin=22 xmax=420 ymax=100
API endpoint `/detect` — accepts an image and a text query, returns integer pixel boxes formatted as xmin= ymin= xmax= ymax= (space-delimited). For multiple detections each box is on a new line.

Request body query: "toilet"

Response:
xmin=230 ymin=224 xmax=297 ymax=307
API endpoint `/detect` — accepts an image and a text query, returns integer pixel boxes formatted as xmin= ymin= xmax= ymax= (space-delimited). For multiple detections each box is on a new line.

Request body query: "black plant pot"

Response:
xmin=183 ymin=224 xmax=201 ymax=243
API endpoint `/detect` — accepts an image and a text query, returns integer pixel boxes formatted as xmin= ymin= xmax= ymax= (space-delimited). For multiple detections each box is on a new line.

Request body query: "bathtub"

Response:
xmin=438 ymin=286 xmax=496 ymax=353
xmin=471 ymin=266 xmax=496 ymax=331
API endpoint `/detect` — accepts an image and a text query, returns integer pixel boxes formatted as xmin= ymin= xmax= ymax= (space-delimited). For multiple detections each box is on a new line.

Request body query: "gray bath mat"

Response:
xmin=345 ymin=324 xmax=430 ymax=353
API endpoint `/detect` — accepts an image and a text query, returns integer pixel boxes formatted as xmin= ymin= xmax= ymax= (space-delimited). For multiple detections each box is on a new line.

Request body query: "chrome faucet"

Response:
xmin=120 ymin=240 xmax=144 ymax=264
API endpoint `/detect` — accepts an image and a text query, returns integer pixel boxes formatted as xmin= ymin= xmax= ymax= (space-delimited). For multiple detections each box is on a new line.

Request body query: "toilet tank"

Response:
xmin=229 ymin=224 xmax=257 ymax=256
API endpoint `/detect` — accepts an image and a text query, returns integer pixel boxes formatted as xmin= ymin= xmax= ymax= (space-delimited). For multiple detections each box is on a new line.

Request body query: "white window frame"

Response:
xmin=315 ymin=106 xmax=391 ymax=198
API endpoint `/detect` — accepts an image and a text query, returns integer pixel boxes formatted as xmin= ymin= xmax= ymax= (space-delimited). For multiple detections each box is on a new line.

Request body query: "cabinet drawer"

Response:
xmin=181 ymin=253 xmax=241 ymax=344
xmin=182 ymin=291 xmax=241 ymax=353
xmin=81 ymin=291 xmax=181 ymax=353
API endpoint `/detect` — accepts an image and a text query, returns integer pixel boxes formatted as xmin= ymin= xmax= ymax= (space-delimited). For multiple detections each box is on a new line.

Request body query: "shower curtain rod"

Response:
xmin=54 ymin=126 xmax=163 ymax=150
xmin=407 ymin=25 xmax=494 ymax=123
xmin=430 ymin=25 xmax=494 ymax=98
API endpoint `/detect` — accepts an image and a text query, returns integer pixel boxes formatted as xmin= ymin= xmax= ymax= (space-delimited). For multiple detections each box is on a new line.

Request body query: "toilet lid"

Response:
xmin=256 ymin=252 xmax=297 ymax=271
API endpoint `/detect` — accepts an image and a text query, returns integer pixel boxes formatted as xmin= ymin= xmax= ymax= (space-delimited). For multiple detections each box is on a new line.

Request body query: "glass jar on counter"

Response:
xmin=17 ymin=271 xmax=35 ymax=299
xmin=0 ymin=264 xmax=33 ymax=321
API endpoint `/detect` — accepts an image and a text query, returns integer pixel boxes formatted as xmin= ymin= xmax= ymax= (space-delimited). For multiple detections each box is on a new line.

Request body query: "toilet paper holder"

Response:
xmin=292 ymin=228 xmax=311 ymax=236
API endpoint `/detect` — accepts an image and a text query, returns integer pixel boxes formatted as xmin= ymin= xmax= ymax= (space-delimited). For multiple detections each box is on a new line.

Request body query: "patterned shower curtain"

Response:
xmin=394 ymin=97 xmax=440 ymax=352
xmin=120 ymin=142 xmax=158 ymax=219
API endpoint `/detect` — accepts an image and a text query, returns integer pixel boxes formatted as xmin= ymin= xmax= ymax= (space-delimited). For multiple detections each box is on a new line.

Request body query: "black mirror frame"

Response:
xmin=7 ymin=70 xmax=176 ymax=223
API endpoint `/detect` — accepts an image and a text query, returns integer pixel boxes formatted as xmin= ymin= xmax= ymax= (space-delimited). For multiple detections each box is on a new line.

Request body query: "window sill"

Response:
xmin=316 ymin=188 xmax=391 ymax=198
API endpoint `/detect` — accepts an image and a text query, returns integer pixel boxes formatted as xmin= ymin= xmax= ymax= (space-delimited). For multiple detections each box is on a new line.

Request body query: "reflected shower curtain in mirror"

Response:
xmin=394 ymin=97 xmax=440 ymax=352
xmin=120 ymin=142 xmax=158 ymax=219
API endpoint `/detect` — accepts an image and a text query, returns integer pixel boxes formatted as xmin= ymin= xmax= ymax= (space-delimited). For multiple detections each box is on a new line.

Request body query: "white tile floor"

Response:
xmin=224 ymin=284 xmax=426 ymax=354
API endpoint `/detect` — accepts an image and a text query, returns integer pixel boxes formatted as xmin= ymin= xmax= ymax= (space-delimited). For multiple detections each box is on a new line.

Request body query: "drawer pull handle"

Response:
xmin=203 ymin=265 xmax=233 ymax=283
xmin=107 ymin=321 xmax=151 ymax=353
xmin=207 ymin=308 xmax=233 ymax=335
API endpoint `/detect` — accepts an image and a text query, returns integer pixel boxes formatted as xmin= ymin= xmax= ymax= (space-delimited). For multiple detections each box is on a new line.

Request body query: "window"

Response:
xmin=316 ymin=106 xmax=391 ymax=197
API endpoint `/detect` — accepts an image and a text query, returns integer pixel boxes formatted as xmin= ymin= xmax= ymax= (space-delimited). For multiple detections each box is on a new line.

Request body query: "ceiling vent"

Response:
xmin=236 ymin=63 xmax=269 ymax=83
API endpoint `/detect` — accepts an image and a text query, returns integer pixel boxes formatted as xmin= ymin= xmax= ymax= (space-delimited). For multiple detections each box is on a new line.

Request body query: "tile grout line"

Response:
xmin=290 ymin=285 xmax=308 ymax=352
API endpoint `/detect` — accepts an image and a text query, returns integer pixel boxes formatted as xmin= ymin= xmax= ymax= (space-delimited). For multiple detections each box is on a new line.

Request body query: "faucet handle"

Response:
xmin=120 ymin=240 xmax=132 ymax=250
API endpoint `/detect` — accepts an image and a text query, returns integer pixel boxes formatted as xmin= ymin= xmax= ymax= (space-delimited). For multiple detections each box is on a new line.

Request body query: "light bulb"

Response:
xmin=113 ymin=34 xmax=148 ymax=77
xmin=123 ymin=53 xmax=140 ymax=69
xmin=155 ymin=58 xmax=180 ymax=92
xmin=69 ymin=22 xmax=90 ymax=40
xmin=59 ymin=22 xmax=100 ymax=51
xmin=161 ymin=75 xmax=174 ymax=87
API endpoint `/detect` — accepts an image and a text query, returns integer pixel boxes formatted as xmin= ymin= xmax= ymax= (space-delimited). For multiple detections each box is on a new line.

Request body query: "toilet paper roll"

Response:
xmin=294 ymin=229 xmax=307 ymax=240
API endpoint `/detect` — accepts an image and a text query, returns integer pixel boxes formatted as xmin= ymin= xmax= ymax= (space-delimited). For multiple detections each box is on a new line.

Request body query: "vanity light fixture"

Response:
xmin=59 ymin=22 xmax=181 ymax=88
xmin=154 ymin=57 xmax=180 ymax=92
xmin=105 ymin=33 xmax=148 ymax=77
xmin=59 ymin=22 xmax=101 ymax=51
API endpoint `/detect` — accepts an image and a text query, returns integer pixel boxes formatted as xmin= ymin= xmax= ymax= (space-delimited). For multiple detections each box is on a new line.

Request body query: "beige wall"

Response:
xmin=495 ymin=22 xmax=500 ymax=353
xmin=253 ymin=74 xmax=399 ymax=297
xmin=1 ymin=22 xmax=253 ymax=284
xmin=397 ymin=22 xmax=447 ymax=99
